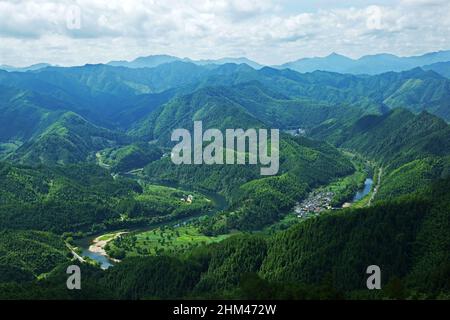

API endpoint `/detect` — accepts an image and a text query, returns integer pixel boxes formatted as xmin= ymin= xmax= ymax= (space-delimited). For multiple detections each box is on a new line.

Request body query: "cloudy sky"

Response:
xmin=0 ymin=0 xmax=449 ymax=67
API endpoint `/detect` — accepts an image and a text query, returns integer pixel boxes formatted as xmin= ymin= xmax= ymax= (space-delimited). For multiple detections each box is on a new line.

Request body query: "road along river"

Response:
xmin=75 ymin=187 xmax=227 ymax=269
xmin=76 ymin=176 xmax=374 ymax=269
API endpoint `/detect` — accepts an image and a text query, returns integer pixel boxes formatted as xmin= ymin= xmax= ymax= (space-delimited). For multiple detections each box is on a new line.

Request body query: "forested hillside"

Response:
xmin=0 ymin=60 xmax=449 ymax=301
xmin=0 ymin=162 xmax=212 ymax=233
xmin=311 ymin=109 xmax=450 ymax=201
xmin=1 ymin=62 xmax=450 ymax=169
xmin=0 ymin=230 xmax=69 ymax=282
xmin=2 ymin=176 xmax=448 ymax=300
xmin=10 ymin=112 xmax=129 ymax=165
xmin=145 ymin=135 xmax=354 ymax=232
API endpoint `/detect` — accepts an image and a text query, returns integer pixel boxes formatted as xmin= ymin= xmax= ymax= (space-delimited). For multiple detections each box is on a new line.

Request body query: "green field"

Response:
xmin=97 ymin=232 xmax=123 ymax=242
xmin=106 ymin=225 xmax=231 ymax=258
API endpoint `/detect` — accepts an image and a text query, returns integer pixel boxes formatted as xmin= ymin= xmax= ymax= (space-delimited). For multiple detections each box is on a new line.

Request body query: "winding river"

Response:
xmin=76 ymin=178 xmax=374 ymax=269
xmin=75 ymin=186 xmax=227 ymax=269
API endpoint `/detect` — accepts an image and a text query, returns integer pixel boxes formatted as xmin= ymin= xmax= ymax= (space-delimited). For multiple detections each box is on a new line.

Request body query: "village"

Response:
xmin=294 ymin=190 xmax=335 ymax=218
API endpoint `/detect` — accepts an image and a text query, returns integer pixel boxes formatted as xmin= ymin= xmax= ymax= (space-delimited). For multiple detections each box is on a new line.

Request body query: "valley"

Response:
xmin=77 ymin=156 xmax=347 ymax=265
xmin=77 ymin=150 xmax=375 ymax=269
xmin=74 ymin=185 xmax=229 ymax=269
xmin=2 ymin=0 xmax=450 ymax=305
xmin=0 ymin=58 xmax=449 ymax=300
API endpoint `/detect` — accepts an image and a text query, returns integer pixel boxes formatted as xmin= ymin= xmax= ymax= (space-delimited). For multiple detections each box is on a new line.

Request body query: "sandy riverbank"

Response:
xmin=88 ymin=232 xmax=127 ymax=262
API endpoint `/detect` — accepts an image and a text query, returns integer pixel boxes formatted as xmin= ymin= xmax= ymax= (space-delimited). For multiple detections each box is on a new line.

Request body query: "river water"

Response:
xmin=75 ymin=186 xmax=227 ymax=269
xmin=76 ymin=178 xmax=373 ymax=269
xmin=352 ymin=178 xmax=373 ymax=202
xmin=77 ymin=237 xmax=115 ymax=269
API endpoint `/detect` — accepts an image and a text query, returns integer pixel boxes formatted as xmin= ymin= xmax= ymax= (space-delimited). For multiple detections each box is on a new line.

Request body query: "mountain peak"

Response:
xmin=327 ymin=52 xmax=347 ymax=58
xmin=0 ymin=63 xmax=52 ymax=72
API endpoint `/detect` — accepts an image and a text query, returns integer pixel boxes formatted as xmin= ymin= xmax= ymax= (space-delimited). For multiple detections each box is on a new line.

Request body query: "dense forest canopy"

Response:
xmin=0 ymin=60 xmax=449 ymax=300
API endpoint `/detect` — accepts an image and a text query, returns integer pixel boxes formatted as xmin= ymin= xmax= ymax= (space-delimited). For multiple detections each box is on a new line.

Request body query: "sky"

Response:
xmin=0 ymin=0 xmax=449 ymax=67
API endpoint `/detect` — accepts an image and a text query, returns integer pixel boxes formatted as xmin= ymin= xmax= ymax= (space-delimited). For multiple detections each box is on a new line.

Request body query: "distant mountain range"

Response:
xmin=423 ymin=61 xmax=450 ymax=78
xmin=3 ymin=50 xmax=450 ymax=76
xmin=0 ymin=56 xmax=263 ymax=73
xmin=105 ymin=50 xmax=450 ymax=75
xmin=1 ymin=59 xmax=450 ymax=165
xmin=107 ymin=54 xmax=264 ymax=70
xmin=277 ymin=50 xmax=450 ymax=75
xmin=0 ymin=63 xmax=53 ymax=72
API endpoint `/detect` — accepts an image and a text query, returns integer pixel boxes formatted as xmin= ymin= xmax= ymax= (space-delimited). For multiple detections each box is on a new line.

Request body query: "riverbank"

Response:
xmin=76 ymin=184 xmax=228 ymax=268
xmin=106 ymin=225 xmax=232 ymax=258
xmin=88 ymin=232 xmax=127 ymax=263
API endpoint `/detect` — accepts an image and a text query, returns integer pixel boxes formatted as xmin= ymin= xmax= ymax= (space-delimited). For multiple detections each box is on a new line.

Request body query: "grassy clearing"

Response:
xmin=107 ymin=225 xmax=231 ymax=258
xmin=352 ymin=195 xmax=370 ymax=208
xmin=97 ymin=233 xmax=121 ymax=242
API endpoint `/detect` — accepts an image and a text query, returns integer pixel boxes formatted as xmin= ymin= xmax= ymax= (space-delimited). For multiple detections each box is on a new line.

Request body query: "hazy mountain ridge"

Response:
xmin=106 ymin=54 xmax=263 ymax=69
xmin=0 ymin=63 xmax=52 ymax=72
xmin=423 ymin=61 xmax=450 ymax=78
xmin=1 ymin=60 xmax=450 ymax=166
xmin=4 ymin=49 xmax=449 ymax=75
xmin=279 ymin=50 xmax=450 ymax=75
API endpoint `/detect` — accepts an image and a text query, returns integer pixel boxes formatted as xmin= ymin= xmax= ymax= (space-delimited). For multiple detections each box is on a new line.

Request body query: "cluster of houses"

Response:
xmin=284 ymin=128 xmax=307 ymax=137
xmin=180 ymin=194 xmax=194 ymax=204
xmin=294 ymin=190 xmax=335 ymax=218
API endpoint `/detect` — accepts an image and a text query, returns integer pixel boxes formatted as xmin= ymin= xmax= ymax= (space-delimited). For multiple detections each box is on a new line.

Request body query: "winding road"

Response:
xmin=66 ymin=243 xmax=85 ymax=263
xmin=368 ymin=167 xmax=382 ymax=207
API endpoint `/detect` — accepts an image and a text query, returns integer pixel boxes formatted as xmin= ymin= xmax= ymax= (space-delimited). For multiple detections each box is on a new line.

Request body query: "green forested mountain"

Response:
xmin=99 ymin=143 xmax=162 ymax=173
xmin=196 ymin=177 xmax=449 ymax=299
xmin=0 ymin=162 xmax=213 ymax=233
xmin=313 ymin=109 xmax=450 ymax=165
xmin=216 ymin=82 xmax=364 ymax=129
xmin=2 ymin=62 xmax=450 ymax=140
xmin=197 ymin=64 xmax=450 ymax=121
xmin=0 ymin=62 xmax=449 ymax=175
xmin=10 ymin=112 xmax=129 ymax=165
xmin=136 ymin=64 xmax=450 ymax=123
xmin=0 ymin=85 xmax=67 ymax=144
xmin=0 ymin=63 xmax=208 ymax=129
xmin=0 ymin=230 xmax=69 ymax=282
xmin=145 ymin=135 xmax=353 ymax=232
xmin=0 ymin=162 xmax=139 ymax=232
xmin=311 ymin=108 xmax=450 ymax=201
xmin=129 ymin=86 xmax=265 ymax=142
xmin=3 ymin=176 xmax=448 ymax=300
xmin=140 ymin=88 xmax=355 ymax=194
xmin=0 ymin=59 xmax=449 ymax=301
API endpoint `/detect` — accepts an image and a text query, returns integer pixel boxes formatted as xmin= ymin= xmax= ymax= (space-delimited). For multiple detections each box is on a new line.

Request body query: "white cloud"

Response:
xmin=0 ymin=0 xmax=449 ymax=66
xmin=400 ymin=0 xmax=449 ymax=6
